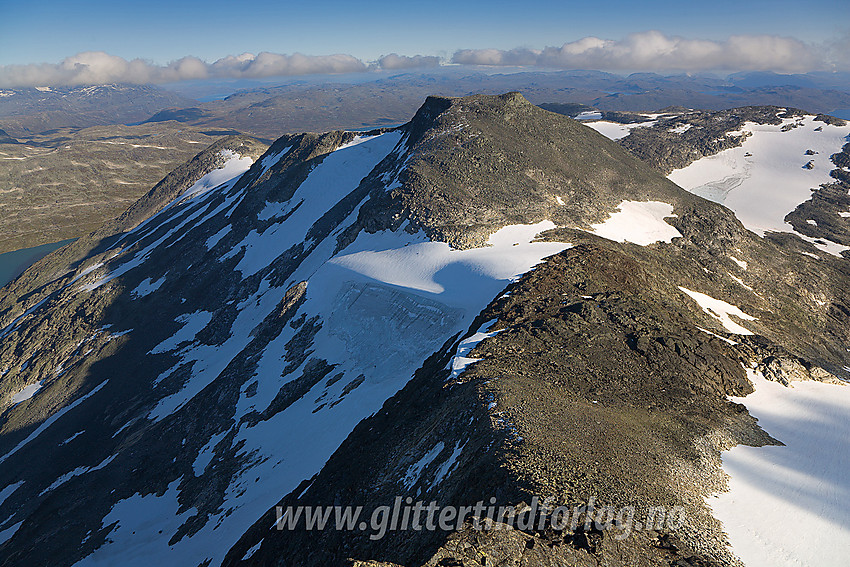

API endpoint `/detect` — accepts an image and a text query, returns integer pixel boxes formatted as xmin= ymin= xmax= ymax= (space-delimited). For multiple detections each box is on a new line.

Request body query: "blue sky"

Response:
xmin=2 ymin=0 xmax=847 ymax=65
xmin=0 ymin=0 xmax=848 ymax=86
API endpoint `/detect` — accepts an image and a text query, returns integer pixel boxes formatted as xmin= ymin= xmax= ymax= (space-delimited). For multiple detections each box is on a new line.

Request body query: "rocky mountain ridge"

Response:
xmin=0 ymin=93 xmax=847 ymax=567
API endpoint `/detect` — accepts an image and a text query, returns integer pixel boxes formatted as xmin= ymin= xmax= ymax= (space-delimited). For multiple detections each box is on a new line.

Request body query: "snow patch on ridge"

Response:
xmin=0 ymin=380 xmax=108 ymax=465
xmin=678 ymin=286 xmax=756 ymax=335
xmin=446 ymin=320 xmax=501 ymax=380
xmin=585 ymin=120 xmax=656 ymax=140
xmin=10 ymin=381 xmax=42 ymax=404
xmin=403 ymin=442 xmax=445 ymax=489
xmin=39 ymin=454 xmax=116 ymax=496
xmin=729 ymin=256 xmax=748 ymax=270
xmin=149 ymin=311 xmax=213 ymax=355
xmin=192 ymin=430 xmax=228 ymax=476
xmin=792 ymin=232 xmax=850 ymax=258
xmin=176 ymin=151 xmax=253 ymax=203
xmin=131 ymin=275 xmax=166 ymax=298
xmin=431 ymin=441 xmax=465 ymax=489
xmin=0 ymin=481 xmax=24 ymax=508
xmin=590 ymin=201 xmax=682 ymax=245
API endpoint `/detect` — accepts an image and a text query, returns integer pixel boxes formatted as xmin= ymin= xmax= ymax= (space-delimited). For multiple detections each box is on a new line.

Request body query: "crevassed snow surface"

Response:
xmin=590 ymin=201 xmax=682 ymax=245
xmin=668 ymin=116 xmax=850 ymax=239
xmin=710 ymin=370 xmax=850 ymax=567
xmin=73 ymin=131 xmax=572 ymax=567
xmin=678 ymin=286 xmax=756 ymax=335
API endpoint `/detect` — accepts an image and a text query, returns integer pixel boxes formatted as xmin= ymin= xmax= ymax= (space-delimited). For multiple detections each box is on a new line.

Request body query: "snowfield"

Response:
xmin=710 ymin=370 xmax=850 ymax=567
xmin=10 ymin=381 xmax=42 ymax=405
xmin=446 ymin=320 xmax=501 ymax=381
xmin=590 ymin=200 xmax=682 ymax=245
xmin=585 ymin=119 xmax=656 ymax=140
xmin=668 ymin=116 xmax=850 ymax=245
xmin=678 ymin=287 xmax=756 ymax=335
xmin=69 ymin=133 xmax=573 ymax=567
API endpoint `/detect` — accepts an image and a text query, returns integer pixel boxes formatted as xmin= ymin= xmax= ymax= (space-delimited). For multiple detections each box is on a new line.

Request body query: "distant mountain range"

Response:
xmin=0 ymin=84 xmax=194 ymax=135
xmin=144 ymin=70 xmax=850 ymax=140
xmin=2 ymin=70 xmax=850 ymax=139
xmin=2 ymin=71 xmax=848 ymax=260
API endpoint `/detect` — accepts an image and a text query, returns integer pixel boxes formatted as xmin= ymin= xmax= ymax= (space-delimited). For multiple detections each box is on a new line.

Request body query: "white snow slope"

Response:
xmin=667 ymin=115 xmax=850 ymax=255
xmin=58 ymin=132 xmax=572 ymax=566
xmin=585 ymin=119 xmax=657 ymax=141
xmin=710 ymin=370 xmax=850 ymax=567
xmin=590 ymin=200 xmax=682 ymax=245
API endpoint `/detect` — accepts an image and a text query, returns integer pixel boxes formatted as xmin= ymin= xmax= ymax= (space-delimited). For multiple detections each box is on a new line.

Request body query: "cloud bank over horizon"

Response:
xmin=0 ymin=31 xmax=846 ymax=88
xmin=453 ymin=32 xmax=841 ymax=73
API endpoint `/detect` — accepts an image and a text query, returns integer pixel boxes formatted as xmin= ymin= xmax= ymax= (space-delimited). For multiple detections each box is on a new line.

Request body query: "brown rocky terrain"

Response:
xmin=0 ymin=123 xmax=250 ymax=255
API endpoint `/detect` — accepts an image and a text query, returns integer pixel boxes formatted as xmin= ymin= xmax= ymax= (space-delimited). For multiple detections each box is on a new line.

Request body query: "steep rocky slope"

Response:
xmin=0 ymin=93 xmax=847 ymax=567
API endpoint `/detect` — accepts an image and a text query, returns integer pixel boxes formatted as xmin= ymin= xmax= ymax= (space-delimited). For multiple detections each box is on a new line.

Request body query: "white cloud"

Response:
xmin=0 ymin=51 xmax=368 ymax=88
xmin=453 ymin=31 xmax=833 ymax=73
xmin=210 ymin=52 xmax=367 ymax=78
xmin=375 ymin=53 xmax=441 ymax=70
xmin=825 ymin=32 xmax=850 ymax=71
xmin=1 ymin=31 xmax=844 ymax=88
